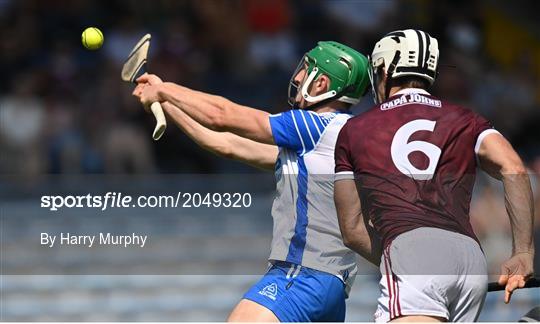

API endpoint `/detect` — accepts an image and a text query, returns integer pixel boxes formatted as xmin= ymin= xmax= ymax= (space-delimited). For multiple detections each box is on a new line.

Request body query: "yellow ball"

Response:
xmin=82 ymin=27 xmax=104 ymax=50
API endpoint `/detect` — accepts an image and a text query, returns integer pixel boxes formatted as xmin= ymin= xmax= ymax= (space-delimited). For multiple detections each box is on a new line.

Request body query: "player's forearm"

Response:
xmin=501 ymin=169 xmax=535 ymax=254
xmin=161 ymin=102 xmax=233 ymax=156
xmin=335 ymin=180 xmax=382 ymax=265
xmin=162 ymin=102 xmax=277 ymax=170
xmin=158 ymin=82 xmax=229 ymax=132
xmin=157 ymin=82 xmax=274 ymax=144
xmin=478 ymin=134 xmax=535 ymax=254
xmin=342 ymin=220 xmax=382 ymax=266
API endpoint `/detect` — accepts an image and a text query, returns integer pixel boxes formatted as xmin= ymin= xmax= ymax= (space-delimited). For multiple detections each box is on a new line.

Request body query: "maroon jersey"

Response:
xmin=335 ymin=89 xmax=496 ymax=248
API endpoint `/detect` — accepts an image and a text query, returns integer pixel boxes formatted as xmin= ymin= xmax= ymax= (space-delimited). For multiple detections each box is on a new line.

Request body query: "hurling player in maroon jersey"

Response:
xmin=333 ymin=29 xmax=534 ymax=322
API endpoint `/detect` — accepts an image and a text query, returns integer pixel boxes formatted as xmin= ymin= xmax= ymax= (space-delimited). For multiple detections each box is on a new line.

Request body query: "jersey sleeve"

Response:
xmin=472 ymin=112 xmax=500 ymax=154
xmin=334 ymin=123 xmax=355 ymax=181
xmin=269 ymin=110 xmax=327 ymax=154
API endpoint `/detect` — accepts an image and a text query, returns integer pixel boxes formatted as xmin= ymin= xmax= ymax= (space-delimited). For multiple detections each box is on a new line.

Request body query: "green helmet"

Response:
xmin=288 ymin=41 xmax=370 ymax=108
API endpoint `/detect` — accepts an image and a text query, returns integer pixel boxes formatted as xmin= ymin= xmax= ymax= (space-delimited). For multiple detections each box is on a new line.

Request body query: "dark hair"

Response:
xmin=374 ymin=66 xmax=431 ymax=100
xmin=391 ymin=76 xmax=430 ymax=90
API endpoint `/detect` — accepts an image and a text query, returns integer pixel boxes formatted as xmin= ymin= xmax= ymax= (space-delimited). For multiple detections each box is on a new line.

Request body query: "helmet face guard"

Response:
xmin=367 ymin=55 xmax=379 ymax=104
xmin=368 ymin=53 xmax=398 ymax=104
xmin=287 ymin=55 xmax=307 ymax=109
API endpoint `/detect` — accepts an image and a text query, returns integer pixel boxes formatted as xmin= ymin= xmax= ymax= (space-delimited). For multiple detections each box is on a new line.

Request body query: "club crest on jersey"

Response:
xmin=258 ymin=283 xmax=278 ymax=300
xmin=381 ymin=94 xmax=441 ymax=111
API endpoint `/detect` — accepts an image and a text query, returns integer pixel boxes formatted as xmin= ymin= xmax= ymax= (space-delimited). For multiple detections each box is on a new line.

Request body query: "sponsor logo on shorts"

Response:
xmin=258 ymin=283 xmax=277 ymax=301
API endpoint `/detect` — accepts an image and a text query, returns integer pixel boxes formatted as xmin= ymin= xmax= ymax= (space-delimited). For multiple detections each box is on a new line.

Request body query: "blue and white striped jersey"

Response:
xmin=268 ymin=109 xmax=357 ymax=292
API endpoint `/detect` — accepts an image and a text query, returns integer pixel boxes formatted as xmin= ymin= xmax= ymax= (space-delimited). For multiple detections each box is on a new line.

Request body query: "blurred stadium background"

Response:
xmin=1 ymin=0 xmax=539 ymax=321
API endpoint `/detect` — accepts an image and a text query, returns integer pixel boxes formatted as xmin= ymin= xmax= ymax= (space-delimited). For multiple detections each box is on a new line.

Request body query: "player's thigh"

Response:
xmin=228 ymin=299 xmax=279 ymax=322
xmin=447 ymin=237 xmax=487 ymax=322
xmin=448 ymin=274 xmax=487 ymax=322
xmin=390 ymin=315 xmax=446 ymax=322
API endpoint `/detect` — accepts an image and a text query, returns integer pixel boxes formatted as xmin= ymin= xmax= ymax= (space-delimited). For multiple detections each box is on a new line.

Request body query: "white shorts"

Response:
xmin=374 ymin=227 xmax=488 ymax=322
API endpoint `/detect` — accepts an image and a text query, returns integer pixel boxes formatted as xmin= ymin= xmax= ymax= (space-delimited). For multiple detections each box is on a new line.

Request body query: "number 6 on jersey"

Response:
xmin=390 ymin=119 xmax=441 ymax=180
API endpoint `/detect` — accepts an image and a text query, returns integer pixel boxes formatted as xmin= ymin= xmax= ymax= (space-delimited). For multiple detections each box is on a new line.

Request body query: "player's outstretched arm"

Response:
xmin=334 ymin=179 xmax=382 ymax=266
xmin=478 ymin=133 xmax=535 ymax=303
xmin=135 ymin=75 xmax=275 ymax=145
xmin=161 ymin=102 xmax=277 ymax=171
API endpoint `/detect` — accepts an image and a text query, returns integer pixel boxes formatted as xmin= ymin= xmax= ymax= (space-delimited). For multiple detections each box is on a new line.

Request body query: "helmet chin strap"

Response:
xmin=300 ymin=68 xmax=337 ymax=103
xmin=292 ymin=67 xmax=356 ymax=111
xmin=302 ymin=84 xmax=356 ymax=111
xmin=384 ymin=77 xmax=393 ymax=103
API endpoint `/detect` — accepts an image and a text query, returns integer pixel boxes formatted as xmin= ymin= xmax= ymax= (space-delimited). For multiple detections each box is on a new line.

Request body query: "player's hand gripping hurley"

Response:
xmin=121 ymin=34 xmax=166 ymax=141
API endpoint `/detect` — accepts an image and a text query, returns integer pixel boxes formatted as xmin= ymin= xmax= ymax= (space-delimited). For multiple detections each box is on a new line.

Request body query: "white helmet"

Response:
xmin=369 ymin=29 xmax=439 ymax=102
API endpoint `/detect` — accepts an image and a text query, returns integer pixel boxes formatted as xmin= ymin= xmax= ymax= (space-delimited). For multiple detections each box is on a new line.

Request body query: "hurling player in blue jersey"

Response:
xmin=132 ymin=42 xmax=370 ymax=322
